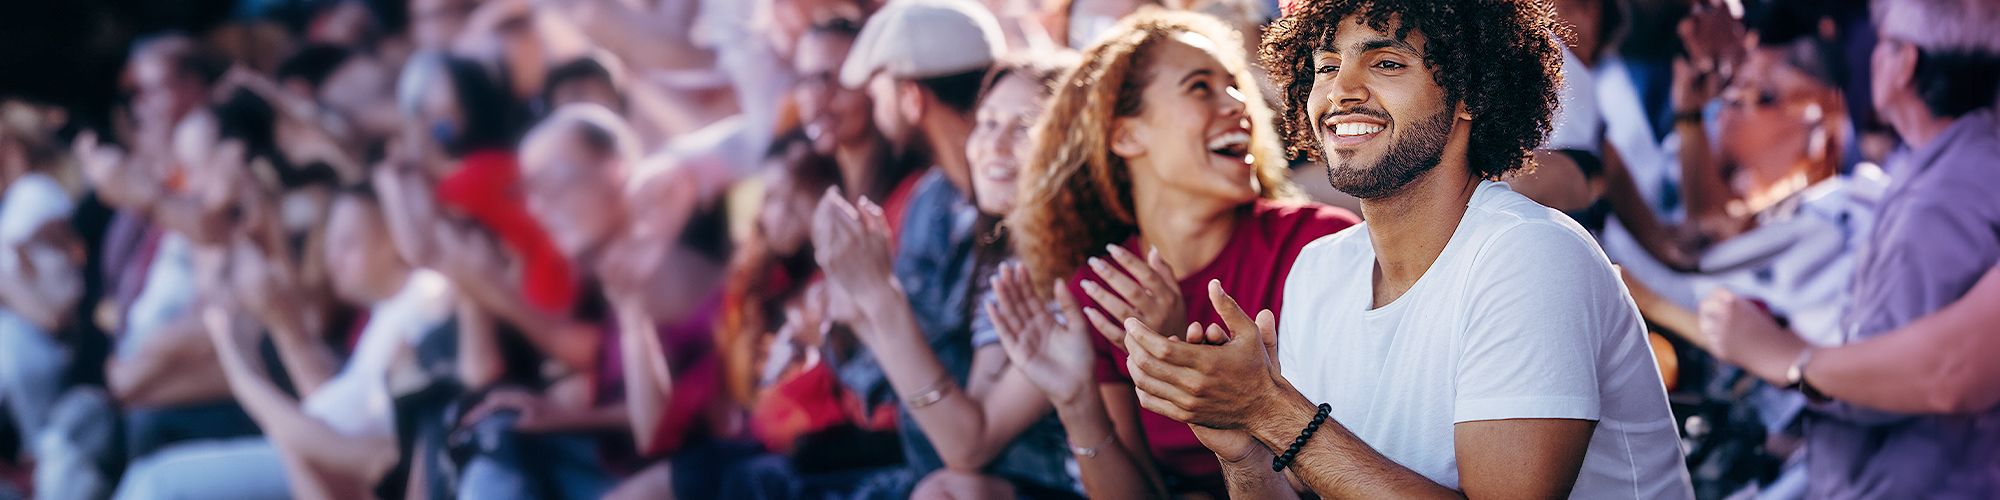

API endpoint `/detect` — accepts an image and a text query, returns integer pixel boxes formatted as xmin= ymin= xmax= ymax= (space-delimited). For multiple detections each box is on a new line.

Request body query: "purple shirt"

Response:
xmin=1810 ymin=107 xmax=2000 ymax=499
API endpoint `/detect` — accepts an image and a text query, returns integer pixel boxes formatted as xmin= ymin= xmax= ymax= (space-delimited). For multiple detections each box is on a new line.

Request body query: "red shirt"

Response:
xmin=1070 ymin=199 xmax=1357 ymax=482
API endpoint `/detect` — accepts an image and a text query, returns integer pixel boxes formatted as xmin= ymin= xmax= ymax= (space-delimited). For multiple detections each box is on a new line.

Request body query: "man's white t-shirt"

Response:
xmin=1278 ymin=181 xmax=1692 ymax=499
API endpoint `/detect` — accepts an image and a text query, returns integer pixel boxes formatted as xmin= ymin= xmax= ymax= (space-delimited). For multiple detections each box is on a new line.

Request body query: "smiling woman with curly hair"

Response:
xmin=989 ymin=9 xmax=1357 ymax=498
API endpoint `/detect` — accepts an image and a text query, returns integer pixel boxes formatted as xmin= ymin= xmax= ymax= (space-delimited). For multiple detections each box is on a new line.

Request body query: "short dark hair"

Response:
xmin=134 ymin=35 xmax=229 ymax=87
xmin=276 ymin=45 xmax=357 ymax=93
xmin=1911 ymin=49 xmax=2000 ymax=119
xmin=438 ymin=55 xmax=519 ymax=155
xmin=913 ymin=68 xmax=990 ymax=116
xmin=541 ymin=55 xmax=625 ymax=111
xmin=1262 ymin=0 xmax=1563 ymax=179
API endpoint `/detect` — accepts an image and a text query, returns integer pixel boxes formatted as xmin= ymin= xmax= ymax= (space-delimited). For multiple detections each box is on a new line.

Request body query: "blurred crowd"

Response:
xmin=0 ymin=0 xmax=1995 ymax=498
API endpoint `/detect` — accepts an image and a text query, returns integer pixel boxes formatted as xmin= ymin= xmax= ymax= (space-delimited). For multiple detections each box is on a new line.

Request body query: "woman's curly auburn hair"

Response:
xmin=1261 ymin=0 xmax=1564 ymax=180
xmin=1009 ymin=9 xmax=1299 ymax=286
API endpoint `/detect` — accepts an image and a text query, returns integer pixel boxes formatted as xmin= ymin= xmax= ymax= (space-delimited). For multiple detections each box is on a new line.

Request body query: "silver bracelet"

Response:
xmin=905 ymin=375 xmax=953 ymax=409
xmin=1068 ymin=432 xmax=1116 ymax=459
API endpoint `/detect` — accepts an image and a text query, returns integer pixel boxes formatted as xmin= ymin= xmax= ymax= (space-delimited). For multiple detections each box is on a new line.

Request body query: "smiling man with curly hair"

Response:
xmin=1116 ymin=1 xmax=1696 ymax=498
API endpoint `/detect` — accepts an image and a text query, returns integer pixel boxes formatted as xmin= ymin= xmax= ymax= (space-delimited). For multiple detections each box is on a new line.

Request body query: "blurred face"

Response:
xmin=1868 ymin=36 xmax=1919 ymax=132
xmin=757 ymin=166 xmax=818 ymax=255
xmin=522 ymin=131 xmax=625 ymax=261
xmin=1717 ymin=48 xmax=1835 ymax=195
xmin=793 ymin=31 xmax=874 ymax=155
xmin=323 ymin=197 xmax=404 ymax=304
xmin=864 ymin=73 xmax=915 ymax=150
xmin=401 ymin=67 xmax=464 ymax=164
xmin=1118 ymin=33 xmax=1260 ymax=205
xmin=1307 ymin=17 xmax=1458 ymax=200
xmin=967 ymin=73 xmax=1046 ymax=215
xmin=321 ymin=56 xmax=394 ymax=121
xmin=130 ymin=52 xmax=203 ymax=145
xmin=411 ymin=0 xmax=474 ymax=51
xmin=172 ymin=112 xmax=239 ymax=213
xmin=1553 ymin=0 xmax=1605 ymax=63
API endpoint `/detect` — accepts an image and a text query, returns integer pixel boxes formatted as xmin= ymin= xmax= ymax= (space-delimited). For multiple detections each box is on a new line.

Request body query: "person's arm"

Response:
xmin=1599 ymin=143 xmax=1699 ymax=272
xmin=812 ymin=192 xmax=1067 ymax=472
xmin=105 ymin=313 xmax=236 ymax=407
xmin=539 ymin=0 xmax=713 ymax=73
xmin=433 ymin=223 xmax=600 ymax=372
xmin=613 ymin=296 xmax=673 ymax=452
xmin=1127 ymin=296 xmax=1595 ymax=500
xmin=456 ymin=300 xmax=506 ymax=390
xmin=202 ymin=308 xmax=400 ymax=487
xmin=228 ymin=237 xmax=341 ymax=397
xmin=372 ymin=163 xmax=441 ymax=268
xmin=1806 ymin=266 xmax=2000 ymax=413
xmin=986 ymin=262 xmax=1167 ymax=498
xmin=846 ymin=287 xmax=1059 ymax=471
xmin=1622 ymin=268 xmax=1706 ymax=350
xmin=1705 ymin=266 xmax=2000 ymax=414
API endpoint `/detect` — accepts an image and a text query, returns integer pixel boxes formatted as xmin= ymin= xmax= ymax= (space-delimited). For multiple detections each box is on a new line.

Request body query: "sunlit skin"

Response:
xmin=323 ymin=196 xmax=410 ymax=306
xmin=966 ymin=73 xmax=1043 ymax=215
xmin=792 ymin=30 xmax=874 ymax=156
xmin=1304 ymin=17 xmax=1462 ymax=200
xmin=1715 ymin=47 xmax=1839 ymax=208
xmin=1116 ymin=33 xmax=1262 ymax=209
xmin=521 ymin=129 xmax=626 ymax=265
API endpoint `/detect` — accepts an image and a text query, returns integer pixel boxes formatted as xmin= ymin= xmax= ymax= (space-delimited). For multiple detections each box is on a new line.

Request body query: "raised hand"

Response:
xmin=1077 ymin=245 xmax=1185 ymax=350
xmin=1172 ymin=286 xmax=1284 ymax=463
xmin=1125 ymin=281 xmax=1287 ymax=459
xmin=808 ymin=188 xmax=898 ymax=326
xmin=988 ymin=262 xmax=1096 ymax=408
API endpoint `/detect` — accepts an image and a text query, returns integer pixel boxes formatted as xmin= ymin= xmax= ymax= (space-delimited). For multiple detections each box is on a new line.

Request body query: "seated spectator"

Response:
xmin=811 ymin=52 xmax=1083 ymax=498
xmin=1698 ymin=0 xmax=2000 ymax=496
xmin=994 ymin=10 xmax=1356 ymax=497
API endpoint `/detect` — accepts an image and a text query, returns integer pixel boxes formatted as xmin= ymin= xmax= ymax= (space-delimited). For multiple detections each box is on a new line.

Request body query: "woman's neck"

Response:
xmin=1131 ymin=174 xmax=1240 ymax=280
xmin=837 ymin=140 xmax=886 ymax=199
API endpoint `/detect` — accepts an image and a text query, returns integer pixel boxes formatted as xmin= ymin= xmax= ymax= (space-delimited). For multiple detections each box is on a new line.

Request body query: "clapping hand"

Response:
xmin=1077 ymin=245 xmax=1185 ymax=350
xmin=987 ymin=262 xmax=1096 ymax=408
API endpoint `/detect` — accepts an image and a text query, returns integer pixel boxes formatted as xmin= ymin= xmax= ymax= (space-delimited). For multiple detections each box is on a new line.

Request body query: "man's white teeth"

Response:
xmin=1333 ymin=122 xmax=1385 ymax=136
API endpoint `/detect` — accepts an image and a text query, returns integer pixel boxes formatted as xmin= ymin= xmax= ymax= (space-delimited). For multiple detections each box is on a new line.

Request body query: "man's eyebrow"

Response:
xmin=1312 ymin=36 xmax=1419 ymax=58
xmin=1356 ymin=37 xmax=1419 ymax=55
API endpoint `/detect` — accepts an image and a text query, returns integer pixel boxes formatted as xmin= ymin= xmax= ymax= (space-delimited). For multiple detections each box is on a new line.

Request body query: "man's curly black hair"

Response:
xmin=1261 ymin=0 xmax=1563 ymax=180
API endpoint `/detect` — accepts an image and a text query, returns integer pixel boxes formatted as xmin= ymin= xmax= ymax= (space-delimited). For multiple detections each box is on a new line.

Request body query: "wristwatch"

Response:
xmin=1783 ymin=348 xmax=1830 ymax=403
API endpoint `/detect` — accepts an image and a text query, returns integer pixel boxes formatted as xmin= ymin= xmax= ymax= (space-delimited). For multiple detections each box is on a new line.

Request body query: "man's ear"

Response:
xmin=898 ymin=80 xmax=926 ymax=127
xmin=1886 ymin=43 xmax=1919 ymax=93
xmin=1455 ymin=100 xmax=1472 ymax=121
xmin=1110 ymin=117 xmax=1147 ymax=159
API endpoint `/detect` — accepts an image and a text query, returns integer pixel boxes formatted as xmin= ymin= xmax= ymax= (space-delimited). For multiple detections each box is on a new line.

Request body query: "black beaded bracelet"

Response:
xmin=1273 ymin=403 xmax=1333 ymax=472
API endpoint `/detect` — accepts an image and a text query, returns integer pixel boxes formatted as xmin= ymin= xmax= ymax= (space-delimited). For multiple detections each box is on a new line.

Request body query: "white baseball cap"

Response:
xmin=838 ymin=0 xmax=1006 ymax=89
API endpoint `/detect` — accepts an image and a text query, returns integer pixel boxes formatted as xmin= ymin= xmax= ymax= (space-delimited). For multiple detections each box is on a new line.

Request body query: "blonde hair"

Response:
xmin=1009 ymin=9 xmax=1297 ymax=286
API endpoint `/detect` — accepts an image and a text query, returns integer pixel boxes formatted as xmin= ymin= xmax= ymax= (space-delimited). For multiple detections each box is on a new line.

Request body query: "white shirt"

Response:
xmin=302 ymin=270 xmax=455 ymax=438
xmin=0 ymin=173 xmax=80 ymax=312
xmin=1279 ymin=181 xmax=1692 ymax=499
xmin=1545 ymin=44 xmax=1600 ymax=152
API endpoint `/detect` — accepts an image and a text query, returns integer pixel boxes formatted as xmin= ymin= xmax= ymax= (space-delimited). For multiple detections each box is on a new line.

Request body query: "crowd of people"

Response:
xmin=0 ymin=0 xmax=1996 ymax=498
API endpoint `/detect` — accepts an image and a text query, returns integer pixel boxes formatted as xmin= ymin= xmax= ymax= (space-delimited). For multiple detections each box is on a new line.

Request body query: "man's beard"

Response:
xmin=1324 ymin=107 xmax=1453 ymax=199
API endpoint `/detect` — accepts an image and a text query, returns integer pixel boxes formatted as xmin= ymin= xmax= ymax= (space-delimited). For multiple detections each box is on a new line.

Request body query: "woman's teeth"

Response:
xmin=1207 ymin=131 xmax=1251 ymax=157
